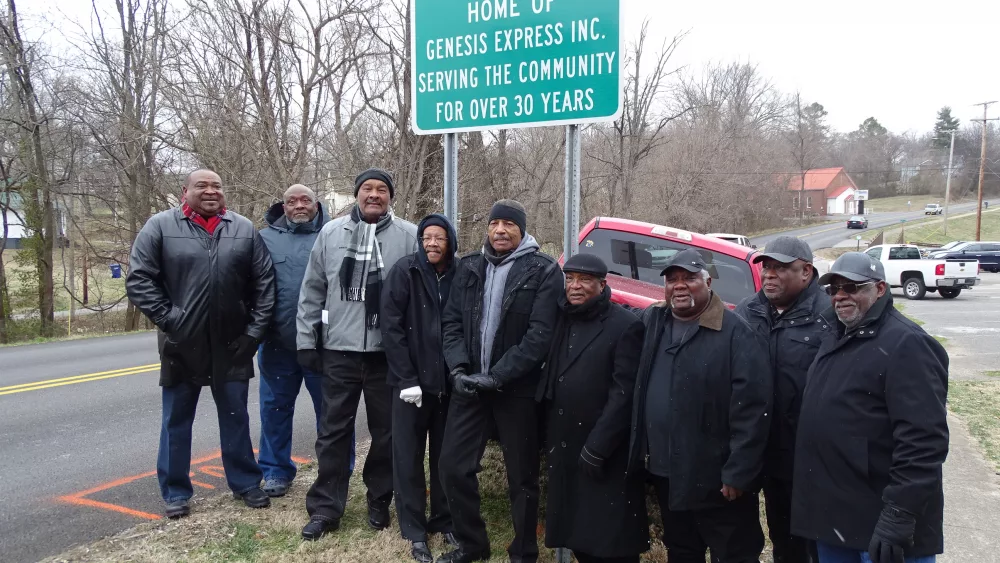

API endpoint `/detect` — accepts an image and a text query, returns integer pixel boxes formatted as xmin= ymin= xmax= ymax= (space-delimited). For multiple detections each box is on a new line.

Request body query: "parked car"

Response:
xmin=705 ymin=232 xmax=755 ymax=248
xmin=567 ymin=217 xmax=763 ymax=309
xmin=924 ymin=203 xmax=943 ymax=215
xmin=864 ymin=244 xmax=980 ymax=299
xmin=920 ymin=240 xmax=964 ymax=258
xmin=929 ymin=241 xmax=1000 ymax=273
xmin=846 ymin=215 xmax=869 ymax=229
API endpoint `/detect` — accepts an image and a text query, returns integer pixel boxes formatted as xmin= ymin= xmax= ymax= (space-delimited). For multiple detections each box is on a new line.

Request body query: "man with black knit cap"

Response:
xmin=438 ymin=199 xmax=563 ymax=563
xmin=539 ymin=253 xmax=648 ymax=563
xmin=381 ymin=213 xmax=460 ymax=562
xmin=297 ymin=167 xmax=418 ymax=540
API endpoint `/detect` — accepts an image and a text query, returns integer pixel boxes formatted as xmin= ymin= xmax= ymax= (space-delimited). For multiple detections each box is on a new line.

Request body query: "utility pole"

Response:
xmin=972 ymin=101 xmax=999 ymax=241
xmin=943 ymin=129 xmax=957 ymax=235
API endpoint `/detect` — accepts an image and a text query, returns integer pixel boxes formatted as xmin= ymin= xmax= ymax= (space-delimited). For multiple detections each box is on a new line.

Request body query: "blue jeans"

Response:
xmin=817 ymin=541 xmax=936 ymax=563
xmin=257 ymin=343 xmax=354 ymax=482
xmin=158 ymin=379 xmax=262 ymax=502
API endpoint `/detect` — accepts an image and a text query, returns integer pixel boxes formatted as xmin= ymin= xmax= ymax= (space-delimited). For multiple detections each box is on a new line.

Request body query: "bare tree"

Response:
xmin=1 ymin=0 xmax=56 ymax=336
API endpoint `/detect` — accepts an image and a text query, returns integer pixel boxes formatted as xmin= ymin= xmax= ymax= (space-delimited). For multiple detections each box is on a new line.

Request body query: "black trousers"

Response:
xmin=306 ymin=350 xmax=393 ymax=521
xmin=392 ymin=388 xmax=452 ymax=542
xmin=763 ymin=477 xmax=818 ymax=563
xmin=649 ymin=475 xmax=764 ymax=563
xmin=439 ymin=392 xmax=540 ymax=561
xmin=574 ymin=553 xmax=639 ymax=563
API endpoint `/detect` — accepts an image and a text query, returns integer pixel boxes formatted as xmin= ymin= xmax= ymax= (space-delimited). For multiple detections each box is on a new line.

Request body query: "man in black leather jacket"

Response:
xmin=126 ymin=169 xmax=275 ymax=518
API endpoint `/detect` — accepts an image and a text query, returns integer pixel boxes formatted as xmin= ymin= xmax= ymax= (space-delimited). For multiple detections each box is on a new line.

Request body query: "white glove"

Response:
xmin=400 ymin=386 xmax=423 ymax=408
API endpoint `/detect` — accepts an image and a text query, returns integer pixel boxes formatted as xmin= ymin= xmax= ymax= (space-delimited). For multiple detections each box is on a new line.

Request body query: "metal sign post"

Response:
xmin=562 ymin=124 xmax=581 ymax=259
xmin=443 ymin=132 xmax=459 ymax=223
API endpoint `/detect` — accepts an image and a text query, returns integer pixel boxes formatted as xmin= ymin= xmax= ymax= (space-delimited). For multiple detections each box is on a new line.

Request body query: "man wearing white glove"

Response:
xmin=381 ymin=214 xmax=460 ymax=563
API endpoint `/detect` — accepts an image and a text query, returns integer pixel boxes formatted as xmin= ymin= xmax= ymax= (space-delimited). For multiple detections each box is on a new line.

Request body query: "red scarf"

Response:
xmin=182 ymin=203 xmax=225 ymax=235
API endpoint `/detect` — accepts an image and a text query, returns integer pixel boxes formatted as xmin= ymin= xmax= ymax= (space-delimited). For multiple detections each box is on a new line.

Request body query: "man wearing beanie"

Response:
xmin=538 ymin=254 xmax=649 ymax=563
xmin=296 ymin=168 xmax=418 ymax=540
xmin=438 ymin=199 xmax=563 ymax=563
xmin=380 ymin=214 xmax=461 ymax=562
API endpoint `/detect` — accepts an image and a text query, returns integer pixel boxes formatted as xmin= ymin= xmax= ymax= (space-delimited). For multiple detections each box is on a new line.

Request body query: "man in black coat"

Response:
xmin=734 ymin=236 xmax=833 ymax=563
xmin=792 ymin=253 xmax=948 ymax=563
xmin=126 ymin=169 xmax=275 ymax=518
xmin=628 ymin=248 xmax=772 ymax=563
xmin=538 ymin=253 xmax=648 ymax=563
xmin=380 ymin=214 xmax=460 ymax=563
xmin=437 ymin=199 xmax=563 ymax=563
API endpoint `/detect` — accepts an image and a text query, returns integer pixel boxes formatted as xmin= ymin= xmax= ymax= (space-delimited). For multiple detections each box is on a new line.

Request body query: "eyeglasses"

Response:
xmin=823 ymin=281 xmax=876 ymax=295
xmin=421 ymin=236 xmax=447 ymax=244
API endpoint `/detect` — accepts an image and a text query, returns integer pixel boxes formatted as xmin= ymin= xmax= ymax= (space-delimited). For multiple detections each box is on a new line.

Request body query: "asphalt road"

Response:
xmin=0 ymin=333 xmax=368 ymax=563
xmin=750 ymin=202 xmax=980 ymax=250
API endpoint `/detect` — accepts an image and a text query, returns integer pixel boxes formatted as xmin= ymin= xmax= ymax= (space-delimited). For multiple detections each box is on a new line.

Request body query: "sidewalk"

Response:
xmin=941 ymin=413 xmax=1000 ymax=562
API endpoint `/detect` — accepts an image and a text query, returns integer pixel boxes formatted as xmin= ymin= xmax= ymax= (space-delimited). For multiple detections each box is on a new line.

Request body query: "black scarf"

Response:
xmin=538 ymin=285 xmax=612 ymax=401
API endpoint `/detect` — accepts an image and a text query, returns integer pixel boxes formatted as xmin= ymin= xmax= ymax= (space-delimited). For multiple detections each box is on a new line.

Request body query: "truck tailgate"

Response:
xmin=945 ymin=259 xmax=979 ymax=278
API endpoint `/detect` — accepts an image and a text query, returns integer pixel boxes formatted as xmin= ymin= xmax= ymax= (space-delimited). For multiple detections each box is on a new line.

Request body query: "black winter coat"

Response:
xmin=627 ymin=294 xmax=772 ymax=511
xmin=442 ymin=247 xmax=562 ymax=398
xmin=734 ymin=279 xmax=835 ymax=480
xmin=539 ymin=290 xmax=649 ymax=558
xmin=792 ymin=293 xmax=949 ymax=556
xmin=380 ymin=214 xmax=458 ymax=395
xmin=126 ymin=208 xmax=275 ymax=387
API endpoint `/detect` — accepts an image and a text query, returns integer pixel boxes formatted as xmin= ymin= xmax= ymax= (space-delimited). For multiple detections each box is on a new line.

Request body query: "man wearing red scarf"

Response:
xmin=127 ymin=169 xmax=276 ymax=518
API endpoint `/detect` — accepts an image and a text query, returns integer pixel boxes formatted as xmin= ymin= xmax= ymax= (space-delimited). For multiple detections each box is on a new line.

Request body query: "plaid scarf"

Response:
xmin=340 ymin=205 xmax=394 ymax=328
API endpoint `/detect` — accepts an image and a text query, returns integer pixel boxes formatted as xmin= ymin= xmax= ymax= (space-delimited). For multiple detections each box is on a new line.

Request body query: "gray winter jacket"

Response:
xmin=296 ymin=210 xmax=418 ymax=352
xmin=259 ymin=201 xmax=329 ymax=351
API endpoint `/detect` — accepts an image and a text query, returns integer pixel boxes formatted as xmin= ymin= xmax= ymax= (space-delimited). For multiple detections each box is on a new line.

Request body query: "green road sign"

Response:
xmin=410 ymin=0 xmax=622 ymax=134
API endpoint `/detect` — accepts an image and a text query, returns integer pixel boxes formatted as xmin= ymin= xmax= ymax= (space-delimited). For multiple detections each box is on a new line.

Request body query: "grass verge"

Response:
xmin=863 ymin=194 xmax=964 ymax=214
xmin=948 ymin=380 xmax=1000 ymax=473
xmin=865 ymin=207 xmax=999 ymax=246
xmin=0 ymin=309 xmax=145 ymax=347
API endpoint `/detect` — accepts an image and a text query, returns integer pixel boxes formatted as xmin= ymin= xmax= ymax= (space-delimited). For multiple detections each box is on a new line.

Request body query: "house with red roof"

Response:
xmin=786 ymin=167 xmax=860 ymax=216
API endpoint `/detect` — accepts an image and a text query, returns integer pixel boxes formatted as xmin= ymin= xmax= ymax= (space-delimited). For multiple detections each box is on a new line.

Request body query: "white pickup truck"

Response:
xmin=864 ymin=244 xmax=980 ymax=300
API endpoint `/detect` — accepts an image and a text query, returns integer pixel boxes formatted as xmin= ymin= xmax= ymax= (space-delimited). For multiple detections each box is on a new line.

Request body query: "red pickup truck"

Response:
xmin=566 ymin=217 xmax=764 ymax=308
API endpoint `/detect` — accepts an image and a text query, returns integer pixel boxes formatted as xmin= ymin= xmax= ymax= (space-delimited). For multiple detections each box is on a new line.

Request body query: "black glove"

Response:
xmin=449 ymin=368 xmax=477 ymax=399
xmin=228 ymin=335 xmax=259 ymax=364
xmin=465 ymin=372 xmax=501 ymax=392
xmin=868 ymin=504 xmax=916 ymax=563
xmin=297 ymin=349 xmax=323 ymax=373
xmin=578 ymin=446 xmax=606 ymax=480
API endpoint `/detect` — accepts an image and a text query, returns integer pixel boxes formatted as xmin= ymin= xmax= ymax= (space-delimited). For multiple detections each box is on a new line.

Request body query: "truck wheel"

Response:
xmin=939 ymin=288 xmax=961 ymax=299
xmin=904 ymin=277 xmax=926 ymax=300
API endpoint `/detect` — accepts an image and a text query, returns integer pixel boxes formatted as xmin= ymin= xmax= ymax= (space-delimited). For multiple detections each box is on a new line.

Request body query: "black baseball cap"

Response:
xmin=752 ymin=236 xmax=813 ymax=264
xmin=818 ymin=252 xmax=886 ymax=284
xmin=659 ymin=248 xmax=708 ymax=276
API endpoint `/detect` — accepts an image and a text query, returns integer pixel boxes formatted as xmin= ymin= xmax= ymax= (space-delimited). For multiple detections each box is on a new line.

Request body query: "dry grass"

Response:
xmin=948 ymin=380 xmax=1000 ymax=473
xmin=2 ymin=248 xmax=128 ymax=315
xmin=44 ymin=441 xmax=775 ymax=563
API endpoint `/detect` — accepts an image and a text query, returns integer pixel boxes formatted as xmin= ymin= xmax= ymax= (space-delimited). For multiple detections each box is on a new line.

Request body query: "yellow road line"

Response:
xmin=0 ymin=364 xmax=159 ymax=396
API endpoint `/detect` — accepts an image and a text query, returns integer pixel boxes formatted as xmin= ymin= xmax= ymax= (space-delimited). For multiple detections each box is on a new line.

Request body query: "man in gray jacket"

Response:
xmin=296 ymin=168 xmax=419 ymax=540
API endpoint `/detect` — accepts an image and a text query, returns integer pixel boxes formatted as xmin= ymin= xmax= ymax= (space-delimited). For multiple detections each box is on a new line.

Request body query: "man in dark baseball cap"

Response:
xmin=629 ymin=245 xmax=772 ymax=563
xmin=792 ymin=251 xmax=948 ymax=563
xmin=735 ymin=236 xmax=832 ymax=563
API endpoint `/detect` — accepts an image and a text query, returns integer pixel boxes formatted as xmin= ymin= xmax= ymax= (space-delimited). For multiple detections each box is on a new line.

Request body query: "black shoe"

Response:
xmin=301 ymin=516 xmax=339 ymax=540
xmin=411 ymin=541 xmax=434 ymax=563
xmin=164 ymin=499 xmax=190 ymax=519
xmin=442 ymin=532 xmax=459 ymax=547
xmin=435 ymin=547 xmax=491 ymax=563
xmin=367 ymin=498 xmax=391 ymax=530
xmin=233 ymin=487 xmax=271 ymax=509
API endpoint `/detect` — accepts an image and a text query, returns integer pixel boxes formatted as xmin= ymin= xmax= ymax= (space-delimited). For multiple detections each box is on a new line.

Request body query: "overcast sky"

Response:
xmin=25 ymin=0 xmax=1000 ymax=136
xmin=622 ymin=0 xmax=1000 ymax=134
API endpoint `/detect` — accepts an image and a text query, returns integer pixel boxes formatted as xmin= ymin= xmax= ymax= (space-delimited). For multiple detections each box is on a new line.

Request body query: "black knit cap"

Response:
xmin=354 ymin=168 xmax=395 ymax=199
xmin=562 ymin=253 xmax=608 ymax=279
xmin=488 ymin=199 xmax=527 ymax=236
